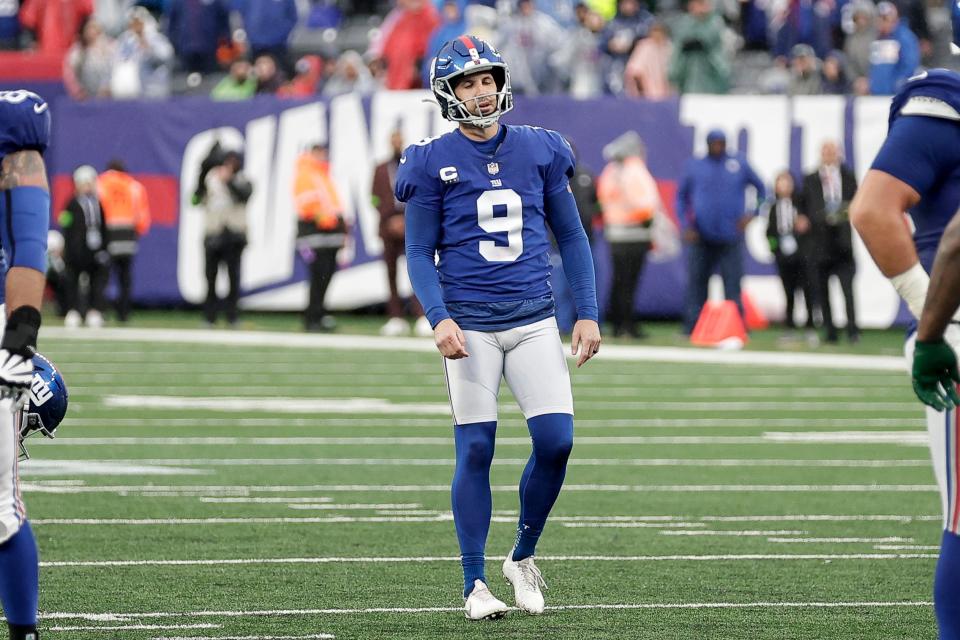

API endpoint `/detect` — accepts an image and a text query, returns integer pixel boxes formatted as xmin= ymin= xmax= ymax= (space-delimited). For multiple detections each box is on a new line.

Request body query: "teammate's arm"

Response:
xmin=544 ymin=188 xmax=600 ymax=367
xmin=0 ymin=149 xmax=49 ymax=404
xmin=1 ymin=150 xmax=48 ymax=312
xmin=405 ymin=201 xmax=468 ymax=359
xmin=850 ymin=116 xmax=932 ymax=321
xmin=919 ymin=211 xmax=960 ymax=342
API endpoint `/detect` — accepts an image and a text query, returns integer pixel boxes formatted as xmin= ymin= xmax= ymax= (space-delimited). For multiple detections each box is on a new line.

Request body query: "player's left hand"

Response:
xmin=571 ymin=319 xmax=601 ymax=368
xmin=0 ymin=348 xmax=33 ymax=410
xmin=912 ymin=338 xmax=960 ymax=411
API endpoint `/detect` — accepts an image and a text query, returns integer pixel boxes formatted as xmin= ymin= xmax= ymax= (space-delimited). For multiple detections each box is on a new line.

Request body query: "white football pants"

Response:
xmin=908 ymin=326 xmax=960 ymax=532
xmin=442 ymin=316 xmax=574 ymax=425
xmin=0 ymin=302 xmax=23 ymax=543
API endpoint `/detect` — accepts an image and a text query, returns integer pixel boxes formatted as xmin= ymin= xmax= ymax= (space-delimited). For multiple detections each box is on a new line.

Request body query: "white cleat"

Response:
xmin=64 ymin=310 xmax=82 ymax=329
xmin=463 ymin=579 xmax=509 ymax=621
xmin=380 ymin=317 xmax=410 ymax=336
xmin=85 ymin=309 xmax=104 ymax=328
xmin=413 ymin=315 xmax=434 ymax=337
xmin=502 ymin=551 xmax=546 ymax=615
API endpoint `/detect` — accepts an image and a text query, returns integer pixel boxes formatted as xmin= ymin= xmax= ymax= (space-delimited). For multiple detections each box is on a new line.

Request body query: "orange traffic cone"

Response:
xmin=690 ymin=300 xmax=748 ymax=347
xmin=741 ymin=290 xmax=769 ymax=330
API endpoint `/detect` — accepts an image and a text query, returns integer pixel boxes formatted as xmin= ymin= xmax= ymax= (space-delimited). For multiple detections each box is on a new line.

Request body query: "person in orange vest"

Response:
xmin=597 ymin=131 xmax=659 ymax=338
xmin=294 ymin=144 xmax=346 ymax=332
xmin=98 ymin=159 xmax=151 ymax=323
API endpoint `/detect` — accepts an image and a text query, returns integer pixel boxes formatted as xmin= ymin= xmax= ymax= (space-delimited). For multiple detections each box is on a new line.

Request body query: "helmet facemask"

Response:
xmin=433 ymin=64 xmax=514 ymax=129
xmin=18 ymin=408 xmax=56 ymax=461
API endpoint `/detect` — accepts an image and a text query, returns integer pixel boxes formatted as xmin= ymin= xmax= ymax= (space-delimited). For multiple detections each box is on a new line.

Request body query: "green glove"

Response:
xmin=912 ymin=339 xmax=960 ymax=411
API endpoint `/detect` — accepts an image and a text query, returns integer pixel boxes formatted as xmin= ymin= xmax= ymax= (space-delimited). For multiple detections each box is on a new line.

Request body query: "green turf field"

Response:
xmin=22 ymin=325 xmax=942 ymax=639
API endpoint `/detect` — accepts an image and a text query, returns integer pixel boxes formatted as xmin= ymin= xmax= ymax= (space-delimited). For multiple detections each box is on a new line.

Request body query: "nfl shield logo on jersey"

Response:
xmin=487 ymin=162 xmax=500 ymax=176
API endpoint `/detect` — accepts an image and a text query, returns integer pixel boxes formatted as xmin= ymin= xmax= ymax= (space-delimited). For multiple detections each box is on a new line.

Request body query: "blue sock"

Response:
xmin=452 ymin=421 xmax=496 ymax=597
xmin=513 ymin=413 xmax=573 ymax=562
xmin=0 ymin=521 xmax=39 ymax=628
xmin=936 ymin=529 xmax=960 ymax=639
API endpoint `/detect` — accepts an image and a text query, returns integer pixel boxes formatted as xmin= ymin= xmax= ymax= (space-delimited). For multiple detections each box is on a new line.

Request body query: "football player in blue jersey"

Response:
xmin=850 ymin=69 xmax=960 ymax=640
xmin=0 ymin=89 xmax=54 ymax=640
xmin=396 ymin=36 xmax=600 ymax=620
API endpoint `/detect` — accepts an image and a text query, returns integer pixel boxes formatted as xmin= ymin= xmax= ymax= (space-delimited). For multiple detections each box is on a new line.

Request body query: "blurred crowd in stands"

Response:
xmin=1 ymin=0 xmax=956 ymax=100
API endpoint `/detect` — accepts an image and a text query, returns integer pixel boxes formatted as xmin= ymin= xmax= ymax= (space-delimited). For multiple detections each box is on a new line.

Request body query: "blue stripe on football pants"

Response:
xmin=0 ymin=520 xmax=38 ymax=627
xmin=452 ymin=421 xmax=497 ymax=597
xmin=513 ymin=413 xmax=574 ymax=562
xmin=937 ymin=530 xmax=960 ymax=640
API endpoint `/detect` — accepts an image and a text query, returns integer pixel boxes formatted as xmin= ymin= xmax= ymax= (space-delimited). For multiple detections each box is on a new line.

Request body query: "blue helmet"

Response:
xmin=18 ymin=353 xmax=68 ymax=460
xmin=430 ymin=35 xmax=513 ymax=129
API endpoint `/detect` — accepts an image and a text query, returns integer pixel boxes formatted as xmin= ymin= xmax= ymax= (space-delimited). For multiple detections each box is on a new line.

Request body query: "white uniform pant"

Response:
xmin=442 ymin=317 xmax=574 ymax=425
xmin=908 ymin=328 xmax=960 ymax=533
xmin=0 ymin=302 xmax=23 ymax=544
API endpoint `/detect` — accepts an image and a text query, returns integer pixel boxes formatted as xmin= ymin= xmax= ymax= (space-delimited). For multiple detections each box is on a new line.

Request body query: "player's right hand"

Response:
xmin=434 ymin=318 xmax=469 ymax=359
xmin=0 ymin=348 xmax=33 ymax=410
xmin=912 ymin=339 xmax=960 ymax=411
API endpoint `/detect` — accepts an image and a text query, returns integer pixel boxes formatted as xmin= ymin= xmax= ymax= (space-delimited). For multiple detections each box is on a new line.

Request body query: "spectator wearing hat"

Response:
xmin=624 ymin=19 xmax=673 ymax=98
xmin=869 ymin=1 xmax=919 ymax=95
xmin=599 ymin=0 xmax=654 ymax=94
xmin=234 ymin=0 xmax=299 ymax=71
xmin=788 ymin=44 xmax=822 ymax=95
xmin=668 ymin=0 xmax=729 ymax=94
xmin=500 ymin=0 xmax=566 ymax=95
xmin=844 ymin=1 xmax=876 ymax=95
xmin=677 ymin=129 xmax=766 ymax=334
xmin=59 ymin=165 xmax=110 ymax=329
xmin=821 ymin=50 xmax=850 ymax=94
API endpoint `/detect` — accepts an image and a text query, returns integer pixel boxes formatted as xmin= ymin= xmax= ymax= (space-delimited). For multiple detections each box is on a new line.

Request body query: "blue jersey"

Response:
xmin=396 ymin=125 xmax=574 ymax=311
xmin=396 ymin=125 xmax=575 ymax=303
xmin=0 ymin=90 xmax=51 ymax=307
xmin=871 ymin=70 xmax=960 ymax=273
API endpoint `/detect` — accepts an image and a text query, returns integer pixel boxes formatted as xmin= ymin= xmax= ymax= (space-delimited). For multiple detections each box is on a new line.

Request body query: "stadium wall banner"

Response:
xmin=48 ymin=92 xmax=907 ymax=327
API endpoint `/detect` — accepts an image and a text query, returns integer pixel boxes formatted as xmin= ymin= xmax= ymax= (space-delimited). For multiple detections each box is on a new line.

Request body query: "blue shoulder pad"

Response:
xmin=395 ymin=139 xmax=442 ymax=208
xmin=889 ymin=69 xmax=960 ymax=128
xmin=0 ymin=91 xmax=51 ymax=160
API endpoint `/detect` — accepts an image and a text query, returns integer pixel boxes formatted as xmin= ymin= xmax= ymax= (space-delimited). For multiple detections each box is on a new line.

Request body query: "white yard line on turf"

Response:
xmin=22 ymin=484 xmax=940 ymax=499
xmin=58 ymin=417 xmax=928 ymax=428
xmin=38 ymin=554 xmax=938 ymax=569
xmin=768 ymin=537 xmax=914 ymax=543
xmin=153 ymin=636 xmax=334 ymax=640
xmin=100 ymin=396 xmax=921 ymax=414
xmin=40 ymin=601 xmax=933 ymax=623
xmin=44 ymin=433 xmax=929 ymax=446
xmin=49 ymin=457 xmax=931 ymax=469
xmin=875 ymin=545 xmax=940 ymax=550
xmin=40 ymin=327 xmax=908 ymax=371
xmin=49 ymin=624 xmax=220 ymax=632
xmin=660 ymin=530 xmax=806 ymax=536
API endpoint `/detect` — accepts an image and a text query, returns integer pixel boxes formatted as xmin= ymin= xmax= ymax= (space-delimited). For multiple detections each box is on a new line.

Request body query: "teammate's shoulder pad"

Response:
xmin=890 ymin=69 xmax=960 ymax=126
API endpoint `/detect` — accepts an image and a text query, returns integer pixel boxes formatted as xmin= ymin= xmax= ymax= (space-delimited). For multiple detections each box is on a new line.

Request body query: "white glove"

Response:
xmin=0 ymin=349 xmax=34 ymax=410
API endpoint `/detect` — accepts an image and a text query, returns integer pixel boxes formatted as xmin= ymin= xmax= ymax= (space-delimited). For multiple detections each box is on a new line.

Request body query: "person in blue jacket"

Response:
xmin=677 ymin=129 xmax=765 ymax=334
xmin=232 ymin=0 xmax=299 ymax=70
xmin=869 ymin=1 xmax=920 ymax=95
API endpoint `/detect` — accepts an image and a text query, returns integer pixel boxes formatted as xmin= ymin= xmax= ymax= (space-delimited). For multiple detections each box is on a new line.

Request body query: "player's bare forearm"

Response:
xmin=571 ymin=319 xmax=601 ymax=368
xmin=849 ymin=169 xmax=919 ymax=276
xmin=5 ymin=267 xmax=44 ymax=316
xmin=1 ymin=149 xmax=49 ymax=314
xmin=918 ymin=214 xmax=960 ymax=341
xmin=0 ymin=150 xmax=49 ymax=190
